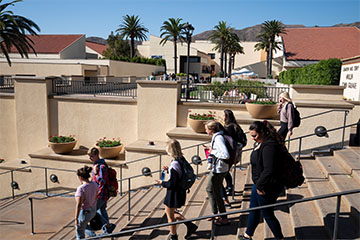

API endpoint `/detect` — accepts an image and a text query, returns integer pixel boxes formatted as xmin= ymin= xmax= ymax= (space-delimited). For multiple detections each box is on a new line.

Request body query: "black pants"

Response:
xmin=278 ymin=122 xmax=288 ymax=140
xmin=221 ymin=171 xmax=233 ymax=198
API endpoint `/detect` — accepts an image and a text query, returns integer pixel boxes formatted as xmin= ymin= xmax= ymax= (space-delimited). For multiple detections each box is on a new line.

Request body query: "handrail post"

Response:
xmin=45 ymin=168 xmax=48 ymax=197
xmin=232 ymin=164 xmax=236 ymax=200
xmin=333 ymin=195 xmax=341 ymax=240
xmin=298 ymin=137 xmax=302 ymax=160
xmin=10 ymin=170 xmax=15 ymax=200
xmin=341 ymin=110 xmax=349 ymax=149
xmin=159 ymin=154 xmax=162 ymax=179
xmin=128 ymin=178 xmax=131 ymax=221
xmin=120 ymin=165 xmax=123 ymax=196
xmin=210 ymin=218 xmax=215 ymax=239
xmin=29 ymin=197 xmax=35 ymax=235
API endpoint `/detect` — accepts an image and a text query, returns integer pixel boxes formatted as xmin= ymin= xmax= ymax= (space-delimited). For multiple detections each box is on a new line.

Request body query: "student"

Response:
xmin=278 ymin=92 xmax=295 ymax=140
xmin=88 ymin=147 xmax=116 ymax=235
xmin=75 ymin=166 xmax=98 ymax=240
xmin=205 ymin=120 xmax=230 ymax=226
xmin=155 ymin=139 xmax=197 ymax=240
xmin=240 ymin=121 xmax=284 ymax=240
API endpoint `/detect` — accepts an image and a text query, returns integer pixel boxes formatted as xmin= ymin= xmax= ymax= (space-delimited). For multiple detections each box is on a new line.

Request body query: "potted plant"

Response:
xmin=188 ymin=111 xmax=216 ymax=133
xmin=48 ymin=135 xmax=77 ymax=154
xmin=245 ymin=100 xmax=278 ymax=119
xmin=96 ymin=137 xmax=122 ymax=159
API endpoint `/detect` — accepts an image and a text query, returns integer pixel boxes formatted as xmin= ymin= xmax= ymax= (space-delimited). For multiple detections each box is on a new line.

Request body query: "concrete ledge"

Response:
xmin=167 ymin=127 xmax=211 ymax=141
xmin=29 ymin=147 xmax=125 ymax=167
xmin=295 ymin=100 xmax=354 ymax=109
xmin=124 ymin=140 xmax=167 ymax=154
xmin=51 ymin=94 xmax=137 ymax=104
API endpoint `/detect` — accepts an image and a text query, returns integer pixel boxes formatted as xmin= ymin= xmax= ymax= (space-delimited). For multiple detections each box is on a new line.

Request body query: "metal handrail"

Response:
xmin=87 ymin=189 xmax=360 ymax=240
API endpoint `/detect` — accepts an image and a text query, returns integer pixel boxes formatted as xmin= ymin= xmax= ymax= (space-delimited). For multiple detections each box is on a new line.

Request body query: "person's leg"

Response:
xmin=84 ymin=207 xmax=97 ymax=237
xmin=259 ymin=192 xmax=284 ymax=239
xmin=244 ymin=185 xmax=261 ymax=238
xmin=206 ymin=171 xmax=218 ymax=214
xmin=76 ymin=209 xmax=95 ymax=239
xmin=174 ymin=210 xmax=198 ymax=239
xmin=96 ymin=198 xmax=108 ymax=225
xmin=224 ymin=171 xmax=233 ymax=195
xmin=165 ymin=206 xmax=177 ymax=235
xmin=212 ymin=172 xmax=227 ymax=215
xmin=278 ymin=122 xmax=288 ymax=140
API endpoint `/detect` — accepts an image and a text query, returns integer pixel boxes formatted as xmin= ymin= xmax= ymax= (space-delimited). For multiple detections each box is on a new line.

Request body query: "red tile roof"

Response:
xmin=280 ymin=27 xmax=360 ymax=61
xmin=10 ymin=34 xmax=84 ymax=54
xmin=86 ymin=41 xmax=108 ymax=55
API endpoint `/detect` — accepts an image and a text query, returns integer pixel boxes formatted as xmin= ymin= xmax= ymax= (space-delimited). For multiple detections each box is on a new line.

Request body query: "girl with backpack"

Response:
xmin=74 ymin=166 xmax=98 ymax=239
xmin=240 ymin=121 xmax=284 ymax=240
xmin=155 ymin=139 xmax=197 ymax=240
xmin=278 ymin=92 xmax=295 ymax=140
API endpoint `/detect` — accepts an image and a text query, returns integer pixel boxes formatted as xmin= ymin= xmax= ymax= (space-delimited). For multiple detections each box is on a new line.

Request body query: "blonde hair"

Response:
xmin=166 ymin=139 xmax=183 ymax=158
xmin=205 ymin=120 xmax=220 ymax=132
xmin=279 ymin=92 xmax=291 ymax=102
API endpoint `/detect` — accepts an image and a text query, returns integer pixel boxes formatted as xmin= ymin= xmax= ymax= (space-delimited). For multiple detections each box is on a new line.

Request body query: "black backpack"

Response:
xmin=237 ymin=128 xmax=247 ymax=148
xmin=278 ymin=146 xmax=305 ymax=189
xmin=286 ymin=102 xmax=301 ymax=128
xmin=176 ymin=157 xmax=196 ymax=192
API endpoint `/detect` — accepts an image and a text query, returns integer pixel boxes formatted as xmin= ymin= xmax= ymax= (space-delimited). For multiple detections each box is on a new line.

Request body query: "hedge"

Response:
xmin=278 ymin=58 xmax=341 ymax=85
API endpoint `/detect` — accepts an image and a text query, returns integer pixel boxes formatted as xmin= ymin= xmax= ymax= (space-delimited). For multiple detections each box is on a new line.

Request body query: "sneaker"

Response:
xmin=102 ymin=223 xmax=116 ymax=234
xmin=185 ymin=223 xmax=198 ymax=239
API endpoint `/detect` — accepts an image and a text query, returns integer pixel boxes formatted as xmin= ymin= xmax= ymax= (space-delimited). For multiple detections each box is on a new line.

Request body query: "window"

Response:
xmin=208 ymin=53 xmax=215 ymax=59
xmin=151 ymin=55 xmax=163 ymax=59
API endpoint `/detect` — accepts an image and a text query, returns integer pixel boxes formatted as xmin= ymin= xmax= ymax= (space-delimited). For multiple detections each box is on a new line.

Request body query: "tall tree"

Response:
xmin=226 ymin=33 xmax=244 ymax=76
xmin=159 ymin=18 xmax=186 ymax=75
xmin=116 ymin=15 xmax=148 ymax=58
xmin=103 ymin=31 xmax=131 ymax=59
xmin=0 ymin=0 xmax=40 ymax=66
xmin=256 ymin=20 xmax=286 ymax=77
xmin=209 ymin=21 xmax=233 ymax=74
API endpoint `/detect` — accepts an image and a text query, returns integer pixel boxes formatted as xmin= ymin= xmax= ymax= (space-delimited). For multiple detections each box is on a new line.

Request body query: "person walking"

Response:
xmin=155 ymin=139 xmax=198 ymax=240
xmin=222 ymin=109 xmax=246 ymax=203
xmin=240 ymin=121 xmax=284 ymax=240
xmin=205 ymin=120 xmax=230 ymax=226
xmin=88 ymin=147 xmax=116 ymax=235
xmin=278 ymin=92 xmax=295 ymax=140
xmin=74 ymin=166 xmax=98 ymax=239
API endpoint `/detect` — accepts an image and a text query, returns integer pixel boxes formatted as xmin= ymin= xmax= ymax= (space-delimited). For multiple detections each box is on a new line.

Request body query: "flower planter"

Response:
xmin=188 ymin=118 xmax=207 ymax=133
xmin=49 ymin=140 xmax=77 ymax=154
xmin=245 ymin=103 xmax=278 ymax=119
xmin=98 ymin=145 xmax=123 ymax=159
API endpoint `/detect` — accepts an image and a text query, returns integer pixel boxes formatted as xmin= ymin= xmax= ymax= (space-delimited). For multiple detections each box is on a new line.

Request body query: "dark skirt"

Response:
xmin=163 ymin=188 xmax=186 ymax=208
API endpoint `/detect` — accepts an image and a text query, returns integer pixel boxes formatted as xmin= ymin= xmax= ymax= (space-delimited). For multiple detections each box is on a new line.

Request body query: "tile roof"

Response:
xmin=86 ymin=41 xmax=108 ymax=55
xmin=280 ymin=27 xmax=360 ymax=61
xmin=10 ymin=34 xmax=84 ymax=54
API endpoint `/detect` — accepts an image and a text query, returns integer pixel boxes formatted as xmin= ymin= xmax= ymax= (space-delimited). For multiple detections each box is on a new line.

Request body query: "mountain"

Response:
xmin=192 ymin=22 xmax=360 ymax=42
xmin=86 ymin=36 xmax=108 ymax=45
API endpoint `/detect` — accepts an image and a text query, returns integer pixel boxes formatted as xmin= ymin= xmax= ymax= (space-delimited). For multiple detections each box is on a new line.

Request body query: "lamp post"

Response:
xmin=184 ymin=22 xmax=194 ymax=100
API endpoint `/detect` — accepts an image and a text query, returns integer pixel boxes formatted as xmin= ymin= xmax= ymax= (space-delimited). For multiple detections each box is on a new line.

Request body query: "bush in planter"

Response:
xmin=49 ymin=135 xmax=75 ymax=143
xmin=48 ymin=135 xmax=76 ymax=154
xmin=188 ymin=111 xmax=216 ymax=120
xmin=96 ymin=137 xmax=121 ymax=147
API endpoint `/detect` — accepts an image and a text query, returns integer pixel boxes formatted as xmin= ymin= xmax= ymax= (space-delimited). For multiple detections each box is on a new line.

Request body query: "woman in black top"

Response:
xmin=241 ymin=121 xmax=284 ymax=240
xmin=155 ymin=139 xmax=197 ymax=240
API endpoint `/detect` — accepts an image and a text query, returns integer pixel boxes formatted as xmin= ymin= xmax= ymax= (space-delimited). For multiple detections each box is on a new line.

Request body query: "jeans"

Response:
xmin=96 ymin=198 xmax=109 ymax=227
xmin=206 ymin=171 xmax=227 ymax=214
xmin=245 ymin=184 xmax=284 ymax=239
xmin=76 ymin=206 xmax=96 ymax=239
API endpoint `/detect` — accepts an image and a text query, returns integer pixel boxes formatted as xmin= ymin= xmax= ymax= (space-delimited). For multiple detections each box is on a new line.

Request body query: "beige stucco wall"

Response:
xmin=0 ymin=94 xmax=18 ymax=160
xmin=108 ymin=60 xmax=164 ymax=77
xmin=49 ymin=96 xmax=138 ymax=149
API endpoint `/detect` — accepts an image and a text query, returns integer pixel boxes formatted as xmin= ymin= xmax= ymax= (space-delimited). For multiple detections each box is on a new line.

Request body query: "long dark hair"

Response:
xmin=249 ymin=121 xmax=284 ymax=144
xmin=224 ymin=109 xmax=237 ymax=126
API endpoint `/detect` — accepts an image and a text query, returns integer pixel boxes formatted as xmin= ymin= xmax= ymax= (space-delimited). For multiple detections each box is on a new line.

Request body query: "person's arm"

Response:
xmin=75 ymin=195 xmax=84 ymax=226
xmin=160 ymin=168 xmax=180 ymax=189
xmin=255 ymin=144 xmax=276 ymax=193
xmin=287 ymin=103 xmax=295 ymax=135
xmin=95 ymin=164 xmax=106 ymax=192
xmin=212 ymin=135 xmax=230 ymax=160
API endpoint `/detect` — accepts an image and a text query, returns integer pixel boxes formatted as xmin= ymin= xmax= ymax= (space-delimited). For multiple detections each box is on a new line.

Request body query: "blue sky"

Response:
xmin=11 ymin=0 xmax=360 ymax=39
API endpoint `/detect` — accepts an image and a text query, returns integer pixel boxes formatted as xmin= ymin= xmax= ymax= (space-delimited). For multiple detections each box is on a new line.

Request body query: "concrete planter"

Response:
xmin=245 ymin=103 xmax=278 ymax=119
xmin=49 ymin=140 xmax=77 ymax=154
xmin=188 ymin=118 xmax=207 ymax=133
xmin=98 ymin=145 xmax=123 ymax=159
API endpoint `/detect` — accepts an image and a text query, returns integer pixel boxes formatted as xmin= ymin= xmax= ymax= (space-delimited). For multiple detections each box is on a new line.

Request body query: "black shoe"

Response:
xmin=185 ymin=223 xmax=198 ymax=239
xmin=170 ymin=234 xmax=178 ymax=240
xmin=239 ymin=235 xmax=252 ymax=240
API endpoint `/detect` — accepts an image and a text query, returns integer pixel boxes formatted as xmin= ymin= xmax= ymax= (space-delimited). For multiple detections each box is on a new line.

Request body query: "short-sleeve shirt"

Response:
xmin=75 ymin=181 xmax=98 ymax=210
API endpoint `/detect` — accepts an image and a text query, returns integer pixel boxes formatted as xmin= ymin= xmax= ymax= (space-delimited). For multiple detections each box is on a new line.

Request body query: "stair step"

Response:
xmin=302 ymin=158 xmax=360 ymax=239
xmin=287 ymin=183 xmax=329 ymax=239
xmin=316 ymin=155 xmax=348 ymax=177
xmin=334 ymin=148 xmax=360 ymax=181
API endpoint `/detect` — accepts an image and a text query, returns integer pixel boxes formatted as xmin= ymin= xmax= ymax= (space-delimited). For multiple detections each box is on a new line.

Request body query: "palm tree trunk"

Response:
xmin=228 ymin=54 xmax=232 ymax=77
xmin=224 ymin=53 xmax=227 ymax=77
xmin=174 ymin=41 xmax=177 ymax=75
xmin=268 ymin=41 xmax=273 ymax=77
xmin=220 ymin=47 xmax=224 ymax=74
xmin=131 ymin=38 xmax=135 ymax=58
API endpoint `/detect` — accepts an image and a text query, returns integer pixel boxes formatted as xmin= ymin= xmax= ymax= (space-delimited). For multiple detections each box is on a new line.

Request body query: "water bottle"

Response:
xmin=160 ymin=169 xmax=166 ymax=181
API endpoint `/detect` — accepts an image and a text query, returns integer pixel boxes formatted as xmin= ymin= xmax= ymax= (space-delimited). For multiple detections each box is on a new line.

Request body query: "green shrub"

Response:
xmin=278 ymin=58 xmax=341 ymax=85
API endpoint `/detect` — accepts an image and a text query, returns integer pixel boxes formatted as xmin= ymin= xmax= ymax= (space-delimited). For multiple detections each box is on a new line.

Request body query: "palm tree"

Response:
xmin=256 ymin=20 xmax=286 ymax=77
xmin=226 ymin=33 xmax=244 ymax=76
xmin=116 ymin=15 xmax=148 ymax=58
xmin=0 ymin=0 xmax=40 ymax=66
xmin=159 ymin=18 xmax=186 ymax=75
xmin=209 ymin=21 xmax=233 ymax=74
